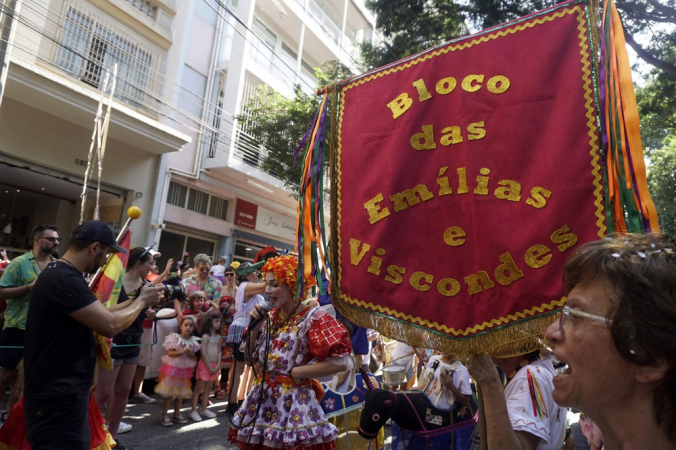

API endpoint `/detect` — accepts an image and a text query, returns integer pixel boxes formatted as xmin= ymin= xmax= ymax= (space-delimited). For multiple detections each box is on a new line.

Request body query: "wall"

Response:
xmin=0 ymin=98 xmax=160 ymax=247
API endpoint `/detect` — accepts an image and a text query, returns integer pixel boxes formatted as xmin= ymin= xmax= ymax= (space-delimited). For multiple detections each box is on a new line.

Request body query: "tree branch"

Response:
xmin=644 ymin=0 xmax=676 ymax=21
xmin=622 ymin=23 xmax=676 ymax=77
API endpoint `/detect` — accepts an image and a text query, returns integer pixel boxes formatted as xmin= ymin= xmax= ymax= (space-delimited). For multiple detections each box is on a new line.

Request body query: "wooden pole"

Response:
xmin=87 ymin=214 xmax=134 ymax=288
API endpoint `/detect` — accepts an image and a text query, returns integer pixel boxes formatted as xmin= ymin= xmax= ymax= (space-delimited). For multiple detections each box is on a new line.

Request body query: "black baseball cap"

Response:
xmin=71 ymin=221 xmax=127 ymax=253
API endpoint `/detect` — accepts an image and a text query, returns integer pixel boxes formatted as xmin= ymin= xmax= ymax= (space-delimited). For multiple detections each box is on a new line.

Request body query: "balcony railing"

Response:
xmin=50 ymin=2 xmax=163 ymax=112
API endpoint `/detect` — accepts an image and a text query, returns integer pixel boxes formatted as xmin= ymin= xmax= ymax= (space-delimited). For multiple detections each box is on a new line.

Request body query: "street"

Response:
xmin=2 ymin=392 xmax=590 ymax=449
xmin=100 ymin=395 xmax=238 ymax=450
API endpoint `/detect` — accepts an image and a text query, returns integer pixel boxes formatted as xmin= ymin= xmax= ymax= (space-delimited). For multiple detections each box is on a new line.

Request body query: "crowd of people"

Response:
xmin=0 ymin=221 xmax=673 ymax=450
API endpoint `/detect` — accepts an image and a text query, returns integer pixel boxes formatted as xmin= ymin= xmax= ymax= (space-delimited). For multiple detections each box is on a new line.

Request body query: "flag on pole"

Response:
xmin=91 ymin=229 xmax=131 ymax=308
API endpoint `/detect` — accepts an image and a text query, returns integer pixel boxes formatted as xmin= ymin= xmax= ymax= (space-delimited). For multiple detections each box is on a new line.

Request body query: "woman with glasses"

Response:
xmin=94 ymin=246 xmax=156 ymax=444
xmin=544 ymin=233 xmax=676 ymax=449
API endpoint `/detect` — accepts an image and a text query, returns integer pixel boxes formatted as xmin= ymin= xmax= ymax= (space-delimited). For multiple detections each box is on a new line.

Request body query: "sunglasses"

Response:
xmin=225 ymin=273 xmax=235 ymax=277
xmin=199 ymin=267 xmax=210 ymax=273
xmin=41 ymin=237 xmax=61 ymax=243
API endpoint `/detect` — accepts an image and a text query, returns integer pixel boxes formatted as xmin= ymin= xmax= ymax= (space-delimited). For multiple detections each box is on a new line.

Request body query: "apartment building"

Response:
xmin=151 ymin=0 xmax=377 ymax=266
xmin=0 ymin=0 xmax=190 ymax=251
xmin=0 ymin=0 xmax=376 ymax=265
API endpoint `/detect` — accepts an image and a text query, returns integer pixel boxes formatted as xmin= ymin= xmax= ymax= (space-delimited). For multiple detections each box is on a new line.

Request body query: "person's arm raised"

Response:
xmin=70 ymin=283 xmax=163 ymax=338
xmin=243 ymin=281 xmax=266 ymax=298
xmin=468 ymin=355 xmax=541 ymax=450
xmin=152 ymin=258 xmax=174 ymax=285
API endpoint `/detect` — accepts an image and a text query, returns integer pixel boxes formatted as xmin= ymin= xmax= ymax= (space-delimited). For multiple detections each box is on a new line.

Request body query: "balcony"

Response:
xmin=48 ymin=2 xmax=164 ymax=113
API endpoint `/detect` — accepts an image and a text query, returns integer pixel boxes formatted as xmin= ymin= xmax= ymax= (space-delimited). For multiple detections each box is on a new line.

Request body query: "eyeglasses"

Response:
xmin=40 ymin=237 xmax=61 ymax=243
xmin=559 ymin=305 xmax=610 ymax=333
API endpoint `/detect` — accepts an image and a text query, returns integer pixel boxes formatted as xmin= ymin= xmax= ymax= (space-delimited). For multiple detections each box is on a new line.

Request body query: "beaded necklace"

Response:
xmin=271 ymin=301 xmax=303 ymax=334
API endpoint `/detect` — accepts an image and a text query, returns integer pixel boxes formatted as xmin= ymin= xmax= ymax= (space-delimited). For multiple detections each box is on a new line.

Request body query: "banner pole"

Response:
xmin=87 ymin=207 xmax=141 ymax=288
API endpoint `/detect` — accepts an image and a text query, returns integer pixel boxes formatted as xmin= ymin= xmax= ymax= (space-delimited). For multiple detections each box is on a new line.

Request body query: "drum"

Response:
xmin=382 ymin=365 xmax=406 ymax=385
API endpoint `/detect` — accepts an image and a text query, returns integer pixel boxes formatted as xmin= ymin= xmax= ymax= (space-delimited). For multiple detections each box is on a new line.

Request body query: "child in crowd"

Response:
xmin=155 ymin=316 xmax=201 ymax=427
xmin=179 ymin=291 xmax=218 ymax=329
xmin=190 ymin=311 xmax=223 ymax=421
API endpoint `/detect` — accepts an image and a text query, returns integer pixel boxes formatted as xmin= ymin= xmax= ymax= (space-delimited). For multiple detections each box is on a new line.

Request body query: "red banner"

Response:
xmin=332 ymin=1 xmax=605 ymax=356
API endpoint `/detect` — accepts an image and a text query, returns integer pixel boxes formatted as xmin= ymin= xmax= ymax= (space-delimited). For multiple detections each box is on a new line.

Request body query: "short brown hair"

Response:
xmin=562 ymin=233 xmax=676 ymax=440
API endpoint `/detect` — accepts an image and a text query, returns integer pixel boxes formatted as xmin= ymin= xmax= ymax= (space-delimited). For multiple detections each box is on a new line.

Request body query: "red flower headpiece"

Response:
xmin=262 ymin=255 xmax=300 ymax=298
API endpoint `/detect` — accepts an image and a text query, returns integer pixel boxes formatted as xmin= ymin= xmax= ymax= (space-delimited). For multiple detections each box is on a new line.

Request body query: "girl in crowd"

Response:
xmin=155 ymin=316 xmax=201 ymax=427
xmin=178 ymin=290 xmax=217 ymax=329
xmin=545 ymin=233 xmax=676 ymax=449
xmin=225 ymin=262 xmax=266 ymax=414
xmin=228 ymin=255 xmax=352 ymax=449
xmin=190 ymin=311 xmax=223 ymax=421
xmin=94 ymin=246 xmax=155 ymax=440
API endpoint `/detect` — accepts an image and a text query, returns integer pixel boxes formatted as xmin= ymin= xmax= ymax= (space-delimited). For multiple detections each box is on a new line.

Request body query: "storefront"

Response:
xmin=157 ymin=175 xmax=297 ymax=270
xmin=232 ymin=199 xmax=295 ymax=263
xmin=0 ymin=155 xmax=127 ymax=253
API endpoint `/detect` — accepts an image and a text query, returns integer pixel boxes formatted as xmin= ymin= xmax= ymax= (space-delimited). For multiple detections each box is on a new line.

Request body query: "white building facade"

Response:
xmin=150 ymin=0 xmax=377 ymax=267
xmin=0 ymin=0 xmax=377 ymax=265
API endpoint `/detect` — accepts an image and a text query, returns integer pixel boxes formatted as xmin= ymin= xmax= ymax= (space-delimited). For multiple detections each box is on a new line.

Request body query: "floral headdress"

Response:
xmin=262 ymin=255 xmax=299 ymax=298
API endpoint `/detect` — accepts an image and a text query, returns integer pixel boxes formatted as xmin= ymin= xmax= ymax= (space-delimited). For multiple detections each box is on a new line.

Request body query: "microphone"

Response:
xmin=248 ymin=300 xmax=273 ymax=332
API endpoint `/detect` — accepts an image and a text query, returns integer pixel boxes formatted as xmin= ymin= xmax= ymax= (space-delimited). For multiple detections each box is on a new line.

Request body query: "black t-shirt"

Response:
xmin=23 ymin=261 xmax=97 ymax=399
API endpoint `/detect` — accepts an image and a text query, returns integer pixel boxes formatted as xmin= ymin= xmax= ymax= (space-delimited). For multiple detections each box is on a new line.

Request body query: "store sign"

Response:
xmin=235 ymin=199 xmax=257 ymax=229
xmin=256 ymin=206 xmax=297 ymax=241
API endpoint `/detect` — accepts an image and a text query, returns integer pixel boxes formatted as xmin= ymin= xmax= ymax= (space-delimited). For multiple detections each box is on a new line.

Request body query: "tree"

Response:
xmin=647 ymin=135 xmax=676 ymax=234
xmin=235 ymin=62 xmax=352 ymax=195
xmin=358 ymin=0 xmax=468 ymax=70
xmin=362 ymin=0 xmax=676 ymax=77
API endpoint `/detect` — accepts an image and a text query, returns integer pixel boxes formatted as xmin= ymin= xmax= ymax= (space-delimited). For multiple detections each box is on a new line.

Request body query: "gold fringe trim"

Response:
xmin=333 ymin=299 xmax=559 ymax=362
xmin=587 ymin=0 xmax=601 ymax=82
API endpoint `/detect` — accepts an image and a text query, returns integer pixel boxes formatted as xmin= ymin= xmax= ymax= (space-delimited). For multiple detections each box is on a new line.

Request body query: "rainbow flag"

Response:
xmin=91 ymin=229 xmax=131 ymax=307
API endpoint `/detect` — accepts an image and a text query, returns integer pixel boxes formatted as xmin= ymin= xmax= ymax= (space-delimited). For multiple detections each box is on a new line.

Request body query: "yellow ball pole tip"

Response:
xmin=127 ymin=206 xmax=142 ymax=219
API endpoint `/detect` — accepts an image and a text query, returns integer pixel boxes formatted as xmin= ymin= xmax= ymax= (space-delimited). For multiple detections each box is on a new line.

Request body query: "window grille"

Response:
xmin=167 ymin=181 xmax=187 ymax=207
xmin=208 ymin=196 xmax=229 ymax=221
xmin=187 ymin=189 xmax=208 ymax=215
xmin=167 ymin=181 xmax=230 ymax=222
xmin=53 ymin=3 xmax=161 ymax=110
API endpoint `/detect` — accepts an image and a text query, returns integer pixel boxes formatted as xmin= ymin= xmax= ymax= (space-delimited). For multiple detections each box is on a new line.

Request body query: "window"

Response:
xmin=250 ymin=18 xmax=275 ymax=69
xmin=54 ymin=3 xmax=160 ymax=109
xmin=209 ymin=196 xmax=228 ymax=221
xmin=167 ymin=181 xmax=187 ymax=207
xmin=234 ymin=240 xmax=264 ymax=263
xmin=187 ymin=189 xmax=208 ymax=215
xmin=166 ymin=181 xmax=230 ymax=221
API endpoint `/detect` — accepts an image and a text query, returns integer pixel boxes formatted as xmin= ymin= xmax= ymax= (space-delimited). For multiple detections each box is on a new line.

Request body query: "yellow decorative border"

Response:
xmin=343 ymin=296 xmax=567 ymax=337
xmin=334 ymin=5 xmax=603 ymax=337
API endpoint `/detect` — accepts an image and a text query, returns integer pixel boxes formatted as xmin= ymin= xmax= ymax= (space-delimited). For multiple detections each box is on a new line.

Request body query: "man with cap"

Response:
xmin=22 ymin=221 xmax=163 ymax=450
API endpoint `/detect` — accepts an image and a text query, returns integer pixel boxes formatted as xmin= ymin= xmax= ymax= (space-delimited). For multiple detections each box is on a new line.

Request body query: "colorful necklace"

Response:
xmin=272 ymin=302 xmax=303 ymax=333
